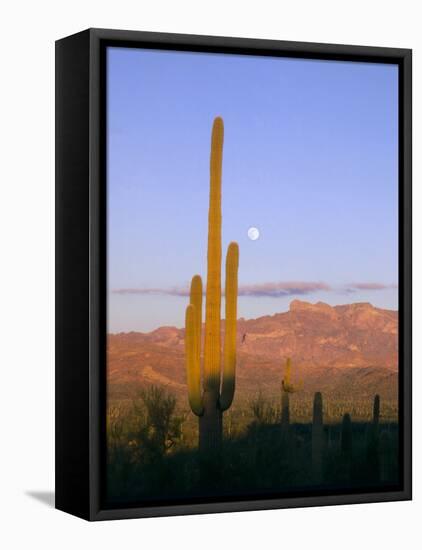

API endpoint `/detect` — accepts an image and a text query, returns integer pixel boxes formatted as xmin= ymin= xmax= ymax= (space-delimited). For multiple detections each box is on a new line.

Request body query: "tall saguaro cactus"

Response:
xmin=185 ymin=117 xmax=239 ymax=453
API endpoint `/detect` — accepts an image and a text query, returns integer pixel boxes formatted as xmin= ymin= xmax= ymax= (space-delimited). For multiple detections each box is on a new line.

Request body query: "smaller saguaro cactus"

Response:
xmin=281 ymin=357 xmax=303 ymax=393
xmin=280 ymin=393 xmax=290 ymax=433
xmin=341 ymin=413 xmax=353 ymax=480
xmin=341 ymin=413 xmax=352 ymax=455
xmin=367 ymin=395 xmax=381 ymax=448
xmin=379 ymin=430 xmax=392 ymax=482
xmin=366 ymin=394 xmax=381 ymax=479
xmin=280 ymin=357 xmax=302 ymax=435
xmin=373 ymin=394 xmax=380 ymax=429
xmin=311 ymin=392 xmax=324 ymax=483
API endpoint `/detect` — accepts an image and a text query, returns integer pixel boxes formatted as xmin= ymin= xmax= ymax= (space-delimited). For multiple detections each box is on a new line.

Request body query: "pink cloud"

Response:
xmin=112 ymin=281 xmax=331 ymax=298
xmin=344 ymin=282 xmax=398 ymax=292
xmin=112 ymin=280 xmax=397 ymax=298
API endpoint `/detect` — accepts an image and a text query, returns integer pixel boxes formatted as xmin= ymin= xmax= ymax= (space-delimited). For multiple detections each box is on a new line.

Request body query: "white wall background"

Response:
xmin=0 ymin=1 xmax=419 ymax=547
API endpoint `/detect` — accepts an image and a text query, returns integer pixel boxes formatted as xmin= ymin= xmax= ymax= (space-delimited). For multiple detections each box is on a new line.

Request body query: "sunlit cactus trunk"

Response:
xmin=312 ymin=392 xmax=324 ymax=483
xmin=185 ymin=117 xmax=239 ymax=454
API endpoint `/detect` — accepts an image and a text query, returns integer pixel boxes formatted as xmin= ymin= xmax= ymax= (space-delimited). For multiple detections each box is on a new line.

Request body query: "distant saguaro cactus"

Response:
xmin=280 ymin=357 xmax=302 ymax=435
xmin=280 ymin=393 xmax=290 ymax=433
xmin=312 ymin=392 xmax=324 ymax=483
xmin=366 ymin=394 xmax=381 ymax=479
xmin=379 ymin=430 xmax=392 ymax=482
xmin=185 ymin=117 xmax=239 ymax=453
xmin=341 ymin=413 xmax=352 ymax=455
xmin=373 ymin=394 xmax=380 ymax=427
xmin=341 ymin=412 xmax=353 ymax=480
xmin=281 ymin=357 xmax=303 ymax=394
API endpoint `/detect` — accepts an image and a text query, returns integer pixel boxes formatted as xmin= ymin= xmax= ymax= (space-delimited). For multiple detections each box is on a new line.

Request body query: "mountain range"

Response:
xmin=107 ymin=300 xmax=398 ymax=403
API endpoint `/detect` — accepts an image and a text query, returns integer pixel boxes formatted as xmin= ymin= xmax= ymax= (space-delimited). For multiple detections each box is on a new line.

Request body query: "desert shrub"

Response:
xmin=132 ymin=385 xmax=185 ymax=463
xmin=249 ymin=391 xmax=279 ymax=425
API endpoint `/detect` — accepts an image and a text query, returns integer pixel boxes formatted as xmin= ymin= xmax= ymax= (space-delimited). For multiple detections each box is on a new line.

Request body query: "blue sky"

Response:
xmin=107 ymin=47 xmax=398 ymax=333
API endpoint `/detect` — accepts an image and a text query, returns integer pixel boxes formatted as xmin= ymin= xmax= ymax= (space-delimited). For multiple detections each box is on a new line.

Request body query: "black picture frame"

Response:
xmin=55 ymin=28 xmax=412 ymax=521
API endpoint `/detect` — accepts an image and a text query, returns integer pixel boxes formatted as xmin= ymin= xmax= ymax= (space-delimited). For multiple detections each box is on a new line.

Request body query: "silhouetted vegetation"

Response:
xmin=106 ymin=387 xmax=399 ymax=505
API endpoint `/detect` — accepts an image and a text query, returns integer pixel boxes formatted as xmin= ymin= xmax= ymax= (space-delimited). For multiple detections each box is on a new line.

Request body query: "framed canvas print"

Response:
xmin=55 ymin=28 xmax=412 ymax=521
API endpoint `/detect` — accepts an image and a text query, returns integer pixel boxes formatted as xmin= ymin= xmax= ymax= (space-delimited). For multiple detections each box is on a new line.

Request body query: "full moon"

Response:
xmin=247 ymin=227 xmax=260 ymax=241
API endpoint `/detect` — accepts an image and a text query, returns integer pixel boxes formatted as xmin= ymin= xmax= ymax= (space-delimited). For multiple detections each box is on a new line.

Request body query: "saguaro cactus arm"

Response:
xmin=190 ymin=274 xmax=203 ymax=366
xmin=220 ymin=241 xmax=239 ymax=412
xmin=185 ymin=301 xmax=204 ymax=416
